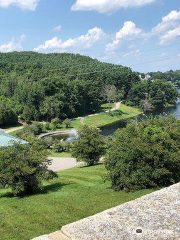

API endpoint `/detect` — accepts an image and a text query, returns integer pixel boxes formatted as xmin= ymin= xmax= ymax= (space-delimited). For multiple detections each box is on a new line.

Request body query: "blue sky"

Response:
xmin=0 ymin=0 xmax=180 ymax=72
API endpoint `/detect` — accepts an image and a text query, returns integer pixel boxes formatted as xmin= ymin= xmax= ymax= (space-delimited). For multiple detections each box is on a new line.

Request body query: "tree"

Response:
xmin=140 ymin=99 xmax=153 ymax=112
xmin=0 ymin=98 xmax=18 ymax=126
xmin=63 ymin=118 xmax=71 ymax=128
xmin=72 ymin=125 xmax=105 ymax=166
xmin=101 ymin=85 xmax=117 ymax=111
xmin=22 ymin=106 xmax=33 ymax=124
xmin=0 ymin=142 xmax=57 ymax=196
xmin=105 ymin=116 xmax=180 ymax=192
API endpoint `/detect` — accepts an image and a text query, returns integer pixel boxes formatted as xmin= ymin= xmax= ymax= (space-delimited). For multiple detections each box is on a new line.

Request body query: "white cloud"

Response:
xmin=116 ymin=21 xmax=143 ymax=39
xmin=106 ymin=21 xmax=143 ymax=53
xmin=0 ymin=35 xmax=26 ymax=52
xmin=0 ymin=0 xmax=40 ymax=10
xmin=151 ymin=10 xmax=180 ymax=44
xmin=34 ymin=27 xmax=106 ymax=52
xmin=72 ymin=0 xmax=157 ymax=14
xmin=159 ymin=25 xmax=180 ymax=45
xmin=52 ymin=25 xmax=62 ymax=32
xmin=152 ymin=10 xmax=180 ymax=34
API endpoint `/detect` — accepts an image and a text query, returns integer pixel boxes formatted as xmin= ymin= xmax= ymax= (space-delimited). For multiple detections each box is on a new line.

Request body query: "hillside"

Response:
xmin=0 ymin=52 xmax=140 ymax=121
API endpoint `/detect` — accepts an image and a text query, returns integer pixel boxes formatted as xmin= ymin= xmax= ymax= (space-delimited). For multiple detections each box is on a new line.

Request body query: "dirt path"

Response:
xmin=80 ymin=117 xmax=85 ymax=125
xmin=5 ymin=126 xmax=24 ymax=133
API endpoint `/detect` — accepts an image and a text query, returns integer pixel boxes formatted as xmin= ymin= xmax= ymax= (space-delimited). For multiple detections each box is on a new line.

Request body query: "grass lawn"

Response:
xmin=96 ymin=103 xmax=115 ymax=113
xmin=84 ymin=104 xmax=142 ymax=128
xmin=49 ymin=151 xmax=72 ymax=158
xmin=0 ymin=164 xmax=155 ymax=240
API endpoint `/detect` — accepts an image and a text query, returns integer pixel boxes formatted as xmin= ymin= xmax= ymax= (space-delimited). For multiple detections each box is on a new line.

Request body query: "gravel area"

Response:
xmin=48 ymin=157 xmax=78 ymax=172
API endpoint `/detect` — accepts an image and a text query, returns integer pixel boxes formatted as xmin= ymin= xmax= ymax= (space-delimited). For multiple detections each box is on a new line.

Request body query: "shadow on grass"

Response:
xmin=0 ymin=182 xmax=72 ymax=199
xmin=80 ymin=162 xmax=103 ymax=169
xmin=107 ymin=110 xmax=127 ymax=117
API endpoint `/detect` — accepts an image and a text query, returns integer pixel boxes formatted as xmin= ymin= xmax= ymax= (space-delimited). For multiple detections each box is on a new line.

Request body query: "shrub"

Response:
xmin=63 ymin=118 xmax=71 ymax=128
xmin=51 ymin=118 xmax=61 ymax=128
xmin=105 ymin=116 xmax=180 ymax=192
xmin=30 ymin=122 xmax=43 ymax=135
xmin=72 ymin=125 xmax=105 ymax=166
xmin=0 ymin=142 xmax=57 ymax=196
xmin=52 ymin=140 xmax=71 ymax=153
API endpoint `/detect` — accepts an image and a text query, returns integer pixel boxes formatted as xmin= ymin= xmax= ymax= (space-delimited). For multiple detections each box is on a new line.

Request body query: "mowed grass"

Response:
xmin=0 ymin=164 xmax=154 ymax=240
xmin=84 ymin=104 xmax=142 ymax=128
xmin=49 ymin=151 xmax=72 ymax=158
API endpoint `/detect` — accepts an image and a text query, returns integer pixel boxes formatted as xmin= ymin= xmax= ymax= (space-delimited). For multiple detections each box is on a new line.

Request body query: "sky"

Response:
xmin=0 ymin=0 xmax=180 ymax=72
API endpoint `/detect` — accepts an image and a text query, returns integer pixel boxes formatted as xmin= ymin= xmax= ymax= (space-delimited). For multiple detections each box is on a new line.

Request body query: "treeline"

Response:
xmin=140 ymin=70 xmax=180 ymax=87
xmin=0 ymin=52 xmax=139 ymax=125
xmin=0 ymin=52 xmax=179 ymax=126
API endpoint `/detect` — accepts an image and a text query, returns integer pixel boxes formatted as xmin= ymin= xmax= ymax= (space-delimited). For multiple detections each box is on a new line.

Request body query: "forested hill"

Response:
xmin=0 ymin=52 xmax=140 ymax=122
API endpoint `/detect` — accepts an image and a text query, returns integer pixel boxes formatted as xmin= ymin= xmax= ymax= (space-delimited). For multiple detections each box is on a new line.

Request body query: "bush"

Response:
xmin=63 ymin=118 xmax=71 ymax=128
xmin=105 ymin=116 xmax=180 ymax=192
xmin=51 ymin=118 xmax=61 ymax=128
xmin=0 ymin=142 xmax=57 ymax=196
xmin=52 ymin=140 xmax=71 ymax=153
xmin=72 ymin=125 xmax=105 ymax=166
xmin=30 ymin=122 xmax=43 ymax=135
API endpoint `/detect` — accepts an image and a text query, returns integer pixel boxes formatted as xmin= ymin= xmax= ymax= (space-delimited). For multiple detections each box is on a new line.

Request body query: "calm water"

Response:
xmin=101 ymin=99 xmax=180 ymax=136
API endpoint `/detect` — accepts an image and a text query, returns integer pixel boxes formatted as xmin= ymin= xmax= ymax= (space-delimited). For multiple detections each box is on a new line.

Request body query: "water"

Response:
xmin=101 ymin=92 xmax=180 ymax=136
xmin=51 ymin=129 xmax=78 ymax=142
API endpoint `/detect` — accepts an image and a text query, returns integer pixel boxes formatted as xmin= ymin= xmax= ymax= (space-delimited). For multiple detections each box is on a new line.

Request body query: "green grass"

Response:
xmin=49 ymin=151 xmax=72 ymax=158
xmin=0 ymin=164 xmax=154 ymax=240
xmin=96 ymin=103 xmax=115 ymax=113
xmin=84 ymin=104 xmax=142 ymax=128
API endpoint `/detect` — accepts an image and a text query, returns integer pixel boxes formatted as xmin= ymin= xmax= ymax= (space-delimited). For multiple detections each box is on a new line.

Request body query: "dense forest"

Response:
xmin=0 ymin=52 xmax=178 ymax=126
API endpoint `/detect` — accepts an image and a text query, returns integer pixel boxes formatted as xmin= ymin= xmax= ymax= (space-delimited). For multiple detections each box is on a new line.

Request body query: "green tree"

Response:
xmin=0 ymin=97 xmax=18 ymax=126
xmin=72 ymin=125 xmax=105 ymax=166
xmin=0 ymin=142 xmax=57 ymax=196
xmin=63 ymin=118 xmax=71 ymax=128
xmin=105 ymin=116 xmax=180 ymax=192
xmin=101 ymin=85 xmax=117 ymax=111
xmin=22 ymin=106 xmax=33 ymax=124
